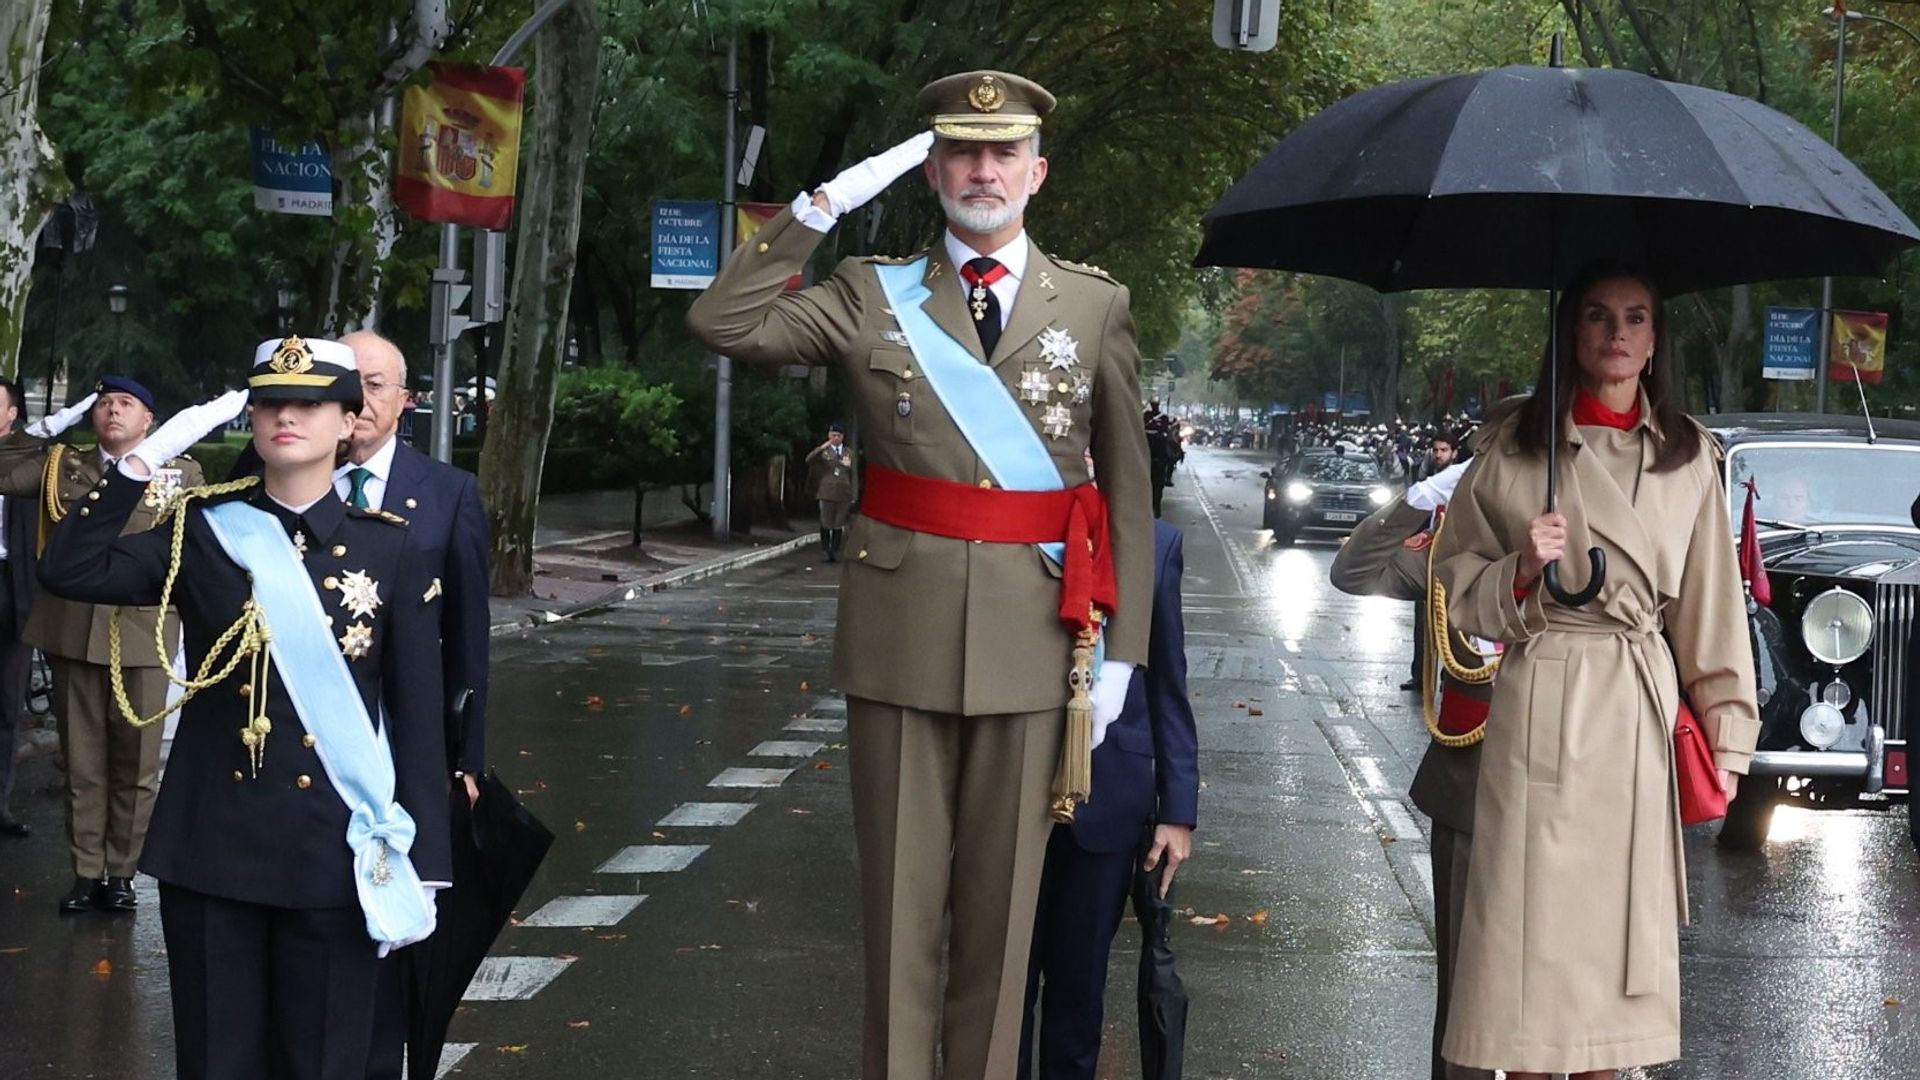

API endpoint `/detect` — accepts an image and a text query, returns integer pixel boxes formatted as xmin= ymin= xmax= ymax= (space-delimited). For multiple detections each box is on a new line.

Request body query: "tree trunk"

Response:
xmin=1717 ymin=284 xmax=1754 ymax=413
xmin=322 ymin=108 xmax=394 ymax=333
xmin=479 ymin=0 xmax=603 ymax=596
xmin=0 ymin=0 xmax=67 ymax=378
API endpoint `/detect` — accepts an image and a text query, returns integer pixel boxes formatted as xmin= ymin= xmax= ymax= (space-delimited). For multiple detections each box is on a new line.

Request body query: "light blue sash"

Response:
xmin=203 ymin=502 xmax=434 ymax=946
xmin=873 ymin=259 xmax=1065 ymax=566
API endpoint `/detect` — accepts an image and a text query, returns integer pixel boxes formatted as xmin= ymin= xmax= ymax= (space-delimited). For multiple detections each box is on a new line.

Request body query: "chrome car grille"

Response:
xmin=1315 ymin=491 xmax=1373 ymax=513
xmin=1872 ymin=577 xmax=1918 ymax=741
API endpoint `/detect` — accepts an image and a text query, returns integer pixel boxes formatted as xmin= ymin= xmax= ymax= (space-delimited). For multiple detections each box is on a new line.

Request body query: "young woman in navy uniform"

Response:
xmin=38 ymin=337 xmax=452 ymax=1080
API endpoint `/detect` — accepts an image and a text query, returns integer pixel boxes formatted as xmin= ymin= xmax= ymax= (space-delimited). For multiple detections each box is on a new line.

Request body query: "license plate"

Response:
xmin=1323 ymin=511 xmax=1358 ymax=523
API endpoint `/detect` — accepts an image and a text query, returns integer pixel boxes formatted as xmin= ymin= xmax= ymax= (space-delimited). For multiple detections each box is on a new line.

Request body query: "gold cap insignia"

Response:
xmin=269 ymin=336 xmax=315 ymax=375
xmin=969 ymin=75 xmax=1005 ymax=113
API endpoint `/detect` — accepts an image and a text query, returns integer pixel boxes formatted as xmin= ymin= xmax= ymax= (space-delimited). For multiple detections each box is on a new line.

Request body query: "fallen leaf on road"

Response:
xmin=787 ymin=808 xmax=812 ymax=815
xmin=1238 ymin=869 xmax=1272 ymax=876
xmin=595 ymin=933 xmax=627 ymax=941
xmin=799 ymin=681 xmax=810 ymax=692
xmin=518 ymin=749 xmax=532 ymax=757
xmin=573 ymin=821 xmax=588 ymax=833
xmin=93 ymin=960 xmax=112 ymax=977
xmin=652 ymin=831 xmax=667 ymax=840
xmin=1248 ymin=910 xmax=1271 ymax=925
xmin=498 ymin=1044 xmax=528 ymax=1054
xmin=1381 ymin=835 xmax=1397 ymax=845
xmin=1248 ymin=707 xmax=1265 ymax=716
xmin=815 ymin=760 xmax=834 ymax=770
xmin=585 ymin=695 xmax=604 ymax=711
xmin=567 ymin=1020 xmax=591 ymax=1029
xmin=587 ymin=647 xmax=606 ymax=657
xmin=0 ymin=947 xmax=25 ymax=955
xmin=559 ymin=953 xmax=579 ymax=962
xmin=1232 ymin=701 xmax=1246 ymax=709
xmin=1888 ymin=997 xmax=1903 ymax=1008
xmin=679 ymin=705 xmax=694 ymax=716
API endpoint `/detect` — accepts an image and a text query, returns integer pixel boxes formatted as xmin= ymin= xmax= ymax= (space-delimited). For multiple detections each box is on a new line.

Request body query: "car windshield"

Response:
xmin=1301 ymin=455 xmax=1381 ymax=482
xmin=1725 ymin=442 xmax=1920 ymax=530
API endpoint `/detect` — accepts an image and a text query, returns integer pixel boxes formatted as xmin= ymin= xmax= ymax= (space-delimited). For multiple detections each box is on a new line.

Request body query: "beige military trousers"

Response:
xmin=848 ymin=697 xmax=1064 ymax=1080
xmin=52 ymin=659 xmax=165 ymax=879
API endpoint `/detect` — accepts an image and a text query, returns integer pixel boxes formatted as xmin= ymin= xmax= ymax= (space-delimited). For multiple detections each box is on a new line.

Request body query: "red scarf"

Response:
xmin=1571 ymin=387 xmax=1641 ymax=430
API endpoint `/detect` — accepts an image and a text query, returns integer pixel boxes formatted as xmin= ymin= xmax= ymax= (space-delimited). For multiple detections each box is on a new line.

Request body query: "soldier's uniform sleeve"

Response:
xmin=1090 ymin=284 xmax=1153 ymax=665
xmin=685 ymin=207 xmax=867 ymax=368
xmin=1433 ymin=440 xmax=1548 ymax=645
xmin=36 ymin=470 xmax=170 ymax=607
xmin=0 ymin=441 xmax=48 ymax=497
xmin=1330 ymin=499 xmax=1431 ymax=601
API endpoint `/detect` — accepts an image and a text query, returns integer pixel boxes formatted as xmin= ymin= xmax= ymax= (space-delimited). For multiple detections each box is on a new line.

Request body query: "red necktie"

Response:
xmin=960 ymin=257 xmax=1008 ymax=357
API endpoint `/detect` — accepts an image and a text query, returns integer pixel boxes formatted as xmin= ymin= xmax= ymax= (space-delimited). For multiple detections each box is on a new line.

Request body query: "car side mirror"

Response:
xmin=1260 ymin=470 xmax=1272 ymax=479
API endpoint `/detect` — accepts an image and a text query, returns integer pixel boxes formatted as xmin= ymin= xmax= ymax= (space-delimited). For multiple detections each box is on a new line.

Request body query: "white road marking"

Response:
xmin=785 ymin=716 xmax=846 ymax=733
xmin=1331 ymin=725 xmax=1363 ymax=751
xmin=433 ymin=1043 xmax=475 ymax=1079
xmin=708 ymin=766 xmax=796 ymax=788
xmin=596 ymin=844 xmax=708 ymax=873
xmin=1319 ymin=699 xmax=1345 ymax=719
xmin=462 ymin=956 xmax=575 ymax=1001
xmin=1188 ymin=472 xmax=1253 ymax=595
xmin=1303 ymin=673 xmax=1331 ymax=695
xmin=1354 ymin=756 xmax=1390 ymax=793
xmin=750 ymin=739 xmax=826 ymax=757
xmin=1412 ymin=852 xmax=1436 ymax=900
xmin=1377 ymin=800 xmax=1422 ymax=842
xmin=658 ymin=802 xmax=756 ymax=827
xmin=811 ymin=696 xmax=848 ymax=714
xmin=520 ymin=894 xmax=648 ymax=928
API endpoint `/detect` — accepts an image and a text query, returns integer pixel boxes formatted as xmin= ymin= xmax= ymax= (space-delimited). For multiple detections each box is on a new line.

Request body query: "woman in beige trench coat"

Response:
xmin=1433 ymin=264 xmax=1761 ymax=1078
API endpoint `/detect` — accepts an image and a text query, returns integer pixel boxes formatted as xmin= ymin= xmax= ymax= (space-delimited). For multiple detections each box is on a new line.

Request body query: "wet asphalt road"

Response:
xmin=2 ymin=445 xmax=1918 ymax=1079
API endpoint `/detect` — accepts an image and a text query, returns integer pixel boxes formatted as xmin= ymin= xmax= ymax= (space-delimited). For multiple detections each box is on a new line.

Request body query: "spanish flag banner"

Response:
xmin=396 ymin=63 xmax=527 ymax=230
xmin=1830 ymin=309 xmax=1890 ymax=386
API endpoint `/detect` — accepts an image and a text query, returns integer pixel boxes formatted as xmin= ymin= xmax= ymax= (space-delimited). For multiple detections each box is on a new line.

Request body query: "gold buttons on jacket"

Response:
xmin=296 ymin=775 xmax=312 ymax=790
xmin=978 ymin=478 xmax=994 ymax=489
xmin=902 ymin=368 xmax=914 ymax=379
xmin=323 ymin=577 xmax=339 ymax=590
xmin=302 ymin=735 xmax=316 ymax=748
xmin=232 ymin=770 xmax=243 ymax=782
xmin=78 ymin=507 xmax=90 ymax=517
xmin=857 ymin=549 xmax=869 ymax=560
xmin=237 ymin=683 xmax=251 ymax=697
xmin=756 ymin=241 xmax=770 ymax=253
xmin=87 ymin=491 xmax=99 ymax=501
xmin=332 ymin=545 xmax=347 ymax=557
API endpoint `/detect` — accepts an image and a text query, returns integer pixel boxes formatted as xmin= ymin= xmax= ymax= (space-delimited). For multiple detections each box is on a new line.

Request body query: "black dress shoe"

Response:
xmin=1398 ymin=677 xmax=1421 ymax=692
xmin=0 ymin=814 xmax=27 ymax=838
xmin=101 ymin=877 xmax=138 ymax=911
xmin=57 ymin=877 xmax=101 ymax=915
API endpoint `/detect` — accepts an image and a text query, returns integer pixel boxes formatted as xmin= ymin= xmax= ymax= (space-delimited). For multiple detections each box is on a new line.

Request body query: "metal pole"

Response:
xmin=42 ymin=254 xmax=62 ymax=415
xmin=711 ymin=30 xmax=738 ymax=540
xmin=1817 ymin=3 xmax=1849 ymax=415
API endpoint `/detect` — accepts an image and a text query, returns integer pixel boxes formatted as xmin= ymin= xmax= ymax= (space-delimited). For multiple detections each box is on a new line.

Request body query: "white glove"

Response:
xmin=816 ymin=130 xmax=936 ymax=220
xmin=120 ymin=388 xmax=249 ymax=478
xmin=26 ymin=392 xmax=97 ymax=439
xmin=1090 ymin=660 xmax=1136 ymax=750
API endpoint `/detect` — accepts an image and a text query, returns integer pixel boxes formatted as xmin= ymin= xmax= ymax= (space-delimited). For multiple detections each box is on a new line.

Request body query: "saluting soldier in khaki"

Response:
xmin=0 ymin=377 xmax=203 ymax=915
xmin=806 ymin=421 xmax=858 ymax=562
xmin=688 ymin=71 xmax=1152 ymax=1080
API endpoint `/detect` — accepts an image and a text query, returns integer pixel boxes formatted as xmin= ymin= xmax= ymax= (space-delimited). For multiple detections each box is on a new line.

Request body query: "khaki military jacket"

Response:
xmin=807 ymin=443 xmax=859 ymax=504
xmin=0 ymin=442 xmax=203 ymax=667
xmin=688 ymin=207 xmax=1153 ymax=716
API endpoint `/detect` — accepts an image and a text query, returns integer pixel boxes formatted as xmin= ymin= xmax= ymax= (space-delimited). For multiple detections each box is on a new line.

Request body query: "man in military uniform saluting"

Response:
xmin=689 ymin=71 xmax=1153 ymax=1080
xmin=0 ymin=376 xmax=203 ymax=914
xmin=806 ymin=421 xmax=858 ymax=562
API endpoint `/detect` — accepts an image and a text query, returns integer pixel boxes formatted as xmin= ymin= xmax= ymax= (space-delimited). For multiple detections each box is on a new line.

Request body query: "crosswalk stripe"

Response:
xmin=519 ymin=895 xmax=648 ymax=927
xmin=657 ymin=802 xmax=755 ymax=827
xmin=708 ymin=766 xmax=795 ymax=788
xmin=462 ymin=956 xmax=575 ymax=1001
xmin=596 ymin=845 xmax=708 ymax=873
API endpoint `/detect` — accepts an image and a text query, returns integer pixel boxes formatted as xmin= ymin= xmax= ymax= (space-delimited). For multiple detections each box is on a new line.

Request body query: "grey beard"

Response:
xmin=941 ymin=189 xmax=1027 ymax=235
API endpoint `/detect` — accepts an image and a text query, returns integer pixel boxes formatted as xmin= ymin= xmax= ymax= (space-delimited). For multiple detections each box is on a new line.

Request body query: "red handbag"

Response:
xmin=1674 ymin=701 xmax=1728 ymax=825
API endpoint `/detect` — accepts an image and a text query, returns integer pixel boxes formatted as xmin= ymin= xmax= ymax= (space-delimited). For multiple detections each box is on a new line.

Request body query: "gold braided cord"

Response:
xmin=108 ymin=477 xmax=274 ymax=740
xmin=42 ymin=444 xmax=68 ymax=526
xmin=1422 ymin=513 xmax=1493 ymax=748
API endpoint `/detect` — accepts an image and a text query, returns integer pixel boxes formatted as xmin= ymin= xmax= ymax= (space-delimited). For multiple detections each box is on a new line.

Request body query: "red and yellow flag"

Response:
xmin=396 ymin=63 xmax=527 ymax=230
xmin=1829 ymin=309 xmax=1889 ymax=386
xmin=738 ymin=202 xmax=803 ymax=290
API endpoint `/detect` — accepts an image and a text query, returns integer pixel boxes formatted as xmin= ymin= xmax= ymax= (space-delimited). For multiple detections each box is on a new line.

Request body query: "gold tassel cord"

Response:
xmin=1421 ymin=514 xmax=1494 ymax=749
xmin=1050 ymin=619 xmax=1100 ymax=824
xmin=107 ymin=478 xmax=275 ymax=758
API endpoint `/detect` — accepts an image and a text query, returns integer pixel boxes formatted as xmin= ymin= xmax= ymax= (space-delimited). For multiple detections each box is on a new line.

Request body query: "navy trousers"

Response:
xmin=1018 ymin=824 xmax=1140 ymax=1080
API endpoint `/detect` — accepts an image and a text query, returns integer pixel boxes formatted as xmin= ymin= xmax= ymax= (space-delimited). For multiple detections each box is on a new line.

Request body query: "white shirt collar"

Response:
xmin=943 ymin=230 xmax=1029 ymax=283
xmin=267 ymin=491 xmax=326 ymax=515
xmin=338 ymin=433 xmax=398 ymax=481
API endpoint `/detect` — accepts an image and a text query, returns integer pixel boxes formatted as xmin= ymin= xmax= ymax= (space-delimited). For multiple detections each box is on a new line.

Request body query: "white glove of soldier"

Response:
xmin=1090 ymin=660 xmax=1136 ymax=750
xmin=26 ymin=392 xmax=97 ymax=440
xmin=816 ymin=130 xmax=936 ymax=219
xmin=119 ymin=389 xmax=249 ymax=479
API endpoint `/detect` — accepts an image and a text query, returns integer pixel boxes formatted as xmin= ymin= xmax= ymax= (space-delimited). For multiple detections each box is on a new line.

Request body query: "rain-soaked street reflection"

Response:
xmin=0 ymin=444 xmax=1915 ymax=1078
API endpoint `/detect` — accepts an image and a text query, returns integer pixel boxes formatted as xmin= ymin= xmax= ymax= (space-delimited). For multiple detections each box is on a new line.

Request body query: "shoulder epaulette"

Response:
xmin=351 ymin=507 xmax=409 ymax=527
xmin=860 ymin=250 xmax=925 ymax=266
xmin=1048 ymin=256 xmax=1116 ymax=283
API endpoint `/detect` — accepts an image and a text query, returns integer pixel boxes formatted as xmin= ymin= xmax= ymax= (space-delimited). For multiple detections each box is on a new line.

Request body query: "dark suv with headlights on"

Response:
xmin=1709 ymin=413 xmax=1920 ymax=854
xmin=1261 ymin=448 xmax=1397 ymax=545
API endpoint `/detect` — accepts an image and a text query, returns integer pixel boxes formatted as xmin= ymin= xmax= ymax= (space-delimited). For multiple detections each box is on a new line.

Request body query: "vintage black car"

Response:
xmin=1705 ymin=413 xmax=1920 ymax=852
xmin=1261 ymin=447 xmax=1398 ymax=544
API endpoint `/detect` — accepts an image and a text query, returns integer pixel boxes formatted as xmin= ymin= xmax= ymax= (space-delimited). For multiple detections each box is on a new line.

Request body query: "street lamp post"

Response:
xmin=1815 ymin=2 xmax=1860 ymax=414
xmin=276 ymin=285 xmax=298 ymax=331
xmin=107 ymin=284 xmax=129 ymax=367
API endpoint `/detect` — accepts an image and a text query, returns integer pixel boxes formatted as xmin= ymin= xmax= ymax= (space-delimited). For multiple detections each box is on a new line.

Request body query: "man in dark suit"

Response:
xmin=0 ymin=378 xmax=36 ymax=837
xmin=340 ymin=332 xmax=492 ymax=1080
xmin=1019 ymin=519 xmax=1199 ymax=1080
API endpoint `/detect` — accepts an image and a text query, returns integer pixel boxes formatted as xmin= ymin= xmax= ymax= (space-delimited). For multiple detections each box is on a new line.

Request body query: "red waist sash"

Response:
xmin=861 ymin=463 xmax=1116 ymax=632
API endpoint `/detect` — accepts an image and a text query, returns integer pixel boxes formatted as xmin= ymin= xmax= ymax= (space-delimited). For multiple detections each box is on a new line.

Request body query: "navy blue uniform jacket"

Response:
xmin=38 ymin=473 xmax=453 ymax=908
xmin=1070 ymin=520 xmax=1199 ymax=853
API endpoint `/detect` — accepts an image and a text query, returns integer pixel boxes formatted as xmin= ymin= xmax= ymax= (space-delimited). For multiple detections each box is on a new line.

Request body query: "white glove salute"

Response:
xmin=26 ymin=392 xmax=98 ymax=440
xmin=793 ymin=130 xmax=937 ymax=231
xmin=120 ymin=389 xmax=250 ymax=479
xmin=1090 ymin=660 xmax=1136 ymax=750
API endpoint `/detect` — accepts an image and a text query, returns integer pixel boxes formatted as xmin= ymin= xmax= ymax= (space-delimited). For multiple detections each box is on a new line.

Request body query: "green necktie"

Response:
xmin=347 ymin=467 xmax=373 ymax=510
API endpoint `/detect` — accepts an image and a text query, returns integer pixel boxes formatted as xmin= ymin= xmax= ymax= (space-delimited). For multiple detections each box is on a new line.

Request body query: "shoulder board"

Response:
xmin=1047 ymin=256 xmax=1116 ymax=283
xmin=350 ymin=507 xmax=410 ymax=527
xmin=858 ymin=251 xmax=925 ymax=266
xmin=167 ymin=453 xmax=195 ymax=464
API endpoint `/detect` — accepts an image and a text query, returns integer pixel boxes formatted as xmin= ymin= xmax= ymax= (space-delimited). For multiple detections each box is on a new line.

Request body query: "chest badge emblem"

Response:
xmin=336 ymin=569 xmax=383 ymax=620
xmin=1018 ymin=368 xmax=1052 ymax=405
xmin=1042 ymin=404 xmax=1073 ymax=440
xmin=338 ymin=622 xmax=373 ymax=660
xmin=1037 ymin=326 xmax=1079 ymax=371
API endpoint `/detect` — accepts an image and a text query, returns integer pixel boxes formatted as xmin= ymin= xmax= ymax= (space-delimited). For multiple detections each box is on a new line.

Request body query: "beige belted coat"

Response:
xmin=1433 ymin=400 xmax=1760 ymax=1074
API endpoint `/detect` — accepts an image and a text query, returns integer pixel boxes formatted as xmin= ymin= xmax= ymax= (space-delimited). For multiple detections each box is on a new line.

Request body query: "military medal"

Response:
xmin=144 ymin=466 xmax=184 ymax=510
xmin=896 ymin=392 xmax=913 ymax=418
xmin=1019 ymin=368 xmax=1052 ymax=405
xmin=337 ymin=569 xmax=382 ymax=620
xmin=293 ymin=531 xmax=308 ymax=557
xmin=1037 ymin=326 xmax=1079 ymax=371
xmin=338 ymin=622 xmax=373 ymax=660
xmin=1071 ymin=372 xmax=1092 ymax=404
xmin=1042 ymin=404 xmax=1073 ymax=440
xmin=959 ymin=259 xmax=1011 ymax=322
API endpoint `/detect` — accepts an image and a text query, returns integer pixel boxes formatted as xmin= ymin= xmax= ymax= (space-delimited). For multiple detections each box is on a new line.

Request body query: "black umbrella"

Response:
xmin=405 ymin=695 xmax=556 ymax=1079
xmin=1131 ymin=846 xmax=1189 ymax=1080
xmin=1197 ymin=49 xmax=1920 ymax=603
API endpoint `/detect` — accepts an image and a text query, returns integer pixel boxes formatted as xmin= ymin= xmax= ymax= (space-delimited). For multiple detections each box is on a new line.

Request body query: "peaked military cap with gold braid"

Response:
xmin=915 ymin=70 xmax=1055 ymax=142
xmin=248 ymin=335 xmax=363 ymax=406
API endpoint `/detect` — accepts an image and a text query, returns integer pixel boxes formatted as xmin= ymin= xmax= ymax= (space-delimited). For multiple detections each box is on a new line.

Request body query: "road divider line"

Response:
xmin=658 ymin=802 xmax=756 ymax=827
xmin=596 ymin=845 xmax=708 ymax=874
xmin=1331 ymin=725 xmax=1363 ymax=751
xmin=1303 ymin=673 xmax=1331 ymax=695
xmin=1319 ymin=699 xmax=1345 ymax=719
xmin=1376 ymin=800 xmax=1423 ymax=843
xmin=1354 ymin=756 xmax=1390 ymax=794
xmin=750 ymin=740 xmax=827 ymax=757
xmin=785 ymin=716 xmax=846 ymax=733
xmin=519 ymin=895 xmax=648 ymax=928
xmin=708 ymin=766 xmax=796 ymax=788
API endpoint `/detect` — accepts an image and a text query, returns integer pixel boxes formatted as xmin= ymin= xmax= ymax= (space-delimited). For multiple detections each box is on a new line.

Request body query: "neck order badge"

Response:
xmin=396 ymin=62 xmax=528 ymax=231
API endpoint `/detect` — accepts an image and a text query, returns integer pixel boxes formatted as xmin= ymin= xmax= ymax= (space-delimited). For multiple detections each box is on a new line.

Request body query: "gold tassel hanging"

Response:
xmin=1050 ymin=621 xmax=1101 ymax=823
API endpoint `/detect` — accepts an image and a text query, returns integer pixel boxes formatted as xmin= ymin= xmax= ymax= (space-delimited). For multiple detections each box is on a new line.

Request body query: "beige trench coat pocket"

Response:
xmin=1527 ymin=657 xmax=1566 ymax=785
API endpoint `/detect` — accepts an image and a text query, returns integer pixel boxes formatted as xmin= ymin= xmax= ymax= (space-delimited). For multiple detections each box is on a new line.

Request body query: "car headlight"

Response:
xmin=1799 ymin=702 xmax=1846 ymax=749
xmin=1801 ymin=587 xmax=1873 ymax=666
xmin=1369 ymin=486 xmax=1392 ymax=506
xmin=1265 ymin=487 xmax=1276 ymax=501
xmin=1285 ymin=481 xmax=1313 ymax=504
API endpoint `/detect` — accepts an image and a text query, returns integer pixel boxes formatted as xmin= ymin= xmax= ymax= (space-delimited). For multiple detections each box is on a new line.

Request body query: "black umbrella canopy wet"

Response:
xmin=1196 ymin=63 xmax=1920 ymax=296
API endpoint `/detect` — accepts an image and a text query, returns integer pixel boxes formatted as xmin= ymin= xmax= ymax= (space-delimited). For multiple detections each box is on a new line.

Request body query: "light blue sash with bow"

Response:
xmin=203 ymin=501 xmax=433 ymax=946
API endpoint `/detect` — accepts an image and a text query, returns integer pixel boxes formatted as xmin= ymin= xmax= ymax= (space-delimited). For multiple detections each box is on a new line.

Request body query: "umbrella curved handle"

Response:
xmin=1544 ymin=548 xmax=1606 ymax=607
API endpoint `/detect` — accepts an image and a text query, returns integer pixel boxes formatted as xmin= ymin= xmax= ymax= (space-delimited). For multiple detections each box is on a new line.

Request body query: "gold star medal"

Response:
xmin=338 ymin=622 xmax=373 ymax=660
xmin=1037 ymin=327 xmax=1079 ymax=371
xmin=1018 ymin=368 xmax=1052 ymax=405
xmin=336 ymin=569 xmax=383 ymax=620
xmin=144 ymin=466 xmax=184 ymax=510
xmin=1042 ymin=404 xmax=1073 ymax=440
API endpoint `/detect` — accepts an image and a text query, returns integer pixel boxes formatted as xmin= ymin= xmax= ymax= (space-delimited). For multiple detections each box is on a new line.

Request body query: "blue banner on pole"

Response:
xmin=651 ymin=200 xmax=720 ymax=289
xmin=1763 ymin=306 xmax=1820 ymax=381
xmin=1344 ymin=391 xmax=1371 ymax=415
xmin=249 ymin=128 xmax=332 ymax=217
